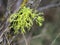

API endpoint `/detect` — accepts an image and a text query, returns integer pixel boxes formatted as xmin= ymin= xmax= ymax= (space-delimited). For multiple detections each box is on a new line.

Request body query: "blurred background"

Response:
xmin=0 ymin=0 xmax=60 ymax=45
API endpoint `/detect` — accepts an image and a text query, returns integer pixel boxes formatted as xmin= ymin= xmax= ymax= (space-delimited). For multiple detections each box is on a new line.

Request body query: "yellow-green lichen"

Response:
xmin=9 ymin=6 xmax=44 ymax=34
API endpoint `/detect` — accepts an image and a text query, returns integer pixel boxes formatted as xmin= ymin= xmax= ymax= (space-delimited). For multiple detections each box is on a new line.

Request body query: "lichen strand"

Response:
xmin=9 ymin=6 xmax=44 ymax=34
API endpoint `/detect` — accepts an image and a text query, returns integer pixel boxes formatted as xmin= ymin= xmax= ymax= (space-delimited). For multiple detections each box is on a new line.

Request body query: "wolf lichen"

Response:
xmin=9 ymin=6 xmax=44 ymax=34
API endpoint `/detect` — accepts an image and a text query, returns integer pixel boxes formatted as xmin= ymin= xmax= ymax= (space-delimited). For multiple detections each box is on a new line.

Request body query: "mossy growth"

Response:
xmin=9 ymin=6 xmax=44 ymax=34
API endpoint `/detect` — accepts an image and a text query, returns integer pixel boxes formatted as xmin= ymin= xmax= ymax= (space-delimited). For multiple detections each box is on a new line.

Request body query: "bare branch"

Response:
xmin=0 ymin=26 xmax=10 ymax=39
xmin=5 ymin=33 xmax=10 ymax=45
xmin=50 ymin=33 xmax=60 ymax=45
xmin=22 ymin=34 xmax=28 ymax=45
xmin=38 ymin=3 xmax=60 ymax=11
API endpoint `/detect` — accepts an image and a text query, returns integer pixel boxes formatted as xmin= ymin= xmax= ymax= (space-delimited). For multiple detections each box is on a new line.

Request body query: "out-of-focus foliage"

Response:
xmin=9 ymin=6 xmax=44 ymax=34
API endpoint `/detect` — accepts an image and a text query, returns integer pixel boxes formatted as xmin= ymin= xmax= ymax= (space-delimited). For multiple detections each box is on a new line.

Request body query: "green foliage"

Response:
xmin=9 ymin=6 xmax=44 ymax=34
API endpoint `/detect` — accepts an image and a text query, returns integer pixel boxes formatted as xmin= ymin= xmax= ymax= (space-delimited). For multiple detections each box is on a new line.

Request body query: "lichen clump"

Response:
xmin=9 ymin=6 xmax=44 ymax=34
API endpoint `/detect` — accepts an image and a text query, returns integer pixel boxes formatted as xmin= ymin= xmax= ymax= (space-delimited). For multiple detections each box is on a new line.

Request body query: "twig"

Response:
xmin=22 ymin=33 xmax=28 ymax=45
xmin=5 ymin=33 xmax=10 ymax=45
xmin=10 ymin=34 xmax=18 ymax=44
xmin=50 ymin=33 xmax=60 ymax=45
xmin=38 ymin=3 xmax=60 ymax=11
xmin=0 ymin=27 xmax=10 ymax=39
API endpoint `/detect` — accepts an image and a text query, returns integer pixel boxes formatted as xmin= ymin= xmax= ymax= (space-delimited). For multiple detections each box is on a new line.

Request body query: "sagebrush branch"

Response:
xmin=38 ymin=3 xmax=60 ymax=11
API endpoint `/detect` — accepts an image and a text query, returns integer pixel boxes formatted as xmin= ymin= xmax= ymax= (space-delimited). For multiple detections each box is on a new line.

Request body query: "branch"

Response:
xmin=38 ymin=3 xmax=60 ymax=11
xmin=10 ymin=34 xmax=18 ymax=44
xmin=22 ymin=34 xmax=28 ymax=45
xmin=5 ymin=33 xmax=10 ymax=45
xmin=0 ymin=26 xmax=10 ymax=39
xmin=50 ymin=33 xmax=60 ymax=45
